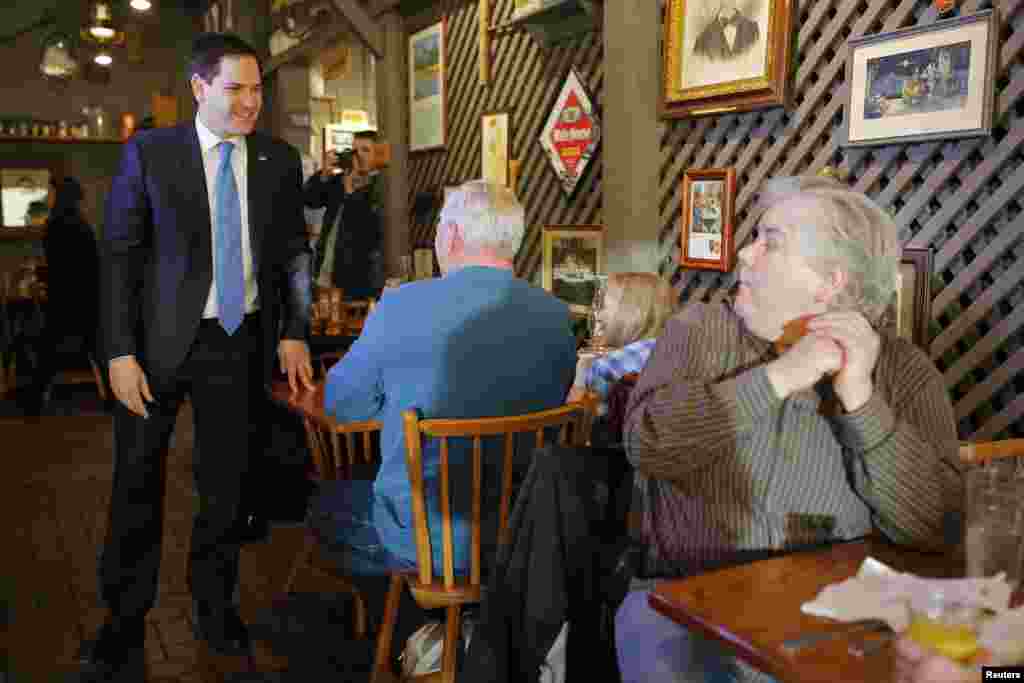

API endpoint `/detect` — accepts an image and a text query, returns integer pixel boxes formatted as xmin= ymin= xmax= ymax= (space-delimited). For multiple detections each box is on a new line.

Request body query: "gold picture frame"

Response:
xmin=542 ymin=225 xmax=605 ymax=317
xmin=888 ymin=247 xmax=933 ymax=349
xmin=662 ymin=0 xmax=794 ymax=119
xmin=679 ymin=168 xmax=736 ymax=273
xmin=481 ymin=111 xmax=511 ymax=188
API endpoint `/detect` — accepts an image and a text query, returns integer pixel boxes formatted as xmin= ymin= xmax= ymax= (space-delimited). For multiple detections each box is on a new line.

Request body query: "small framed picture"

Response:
xmin=679 ymin=168 xmax=736 ymax=273
xmin=481 ymin=111 xmax=511 ymax=188
xmin=323 ymin=123 xmax=353 ymax=154
xmin=409 ymin=20 xmax=447 ymax=152
xmin=843 ymin=9 xmax=998 ymax=148
xmin=887 ymin=247 xmax=934 ymax=349
xmin=542 ymin=225 xmax=605 ymax=316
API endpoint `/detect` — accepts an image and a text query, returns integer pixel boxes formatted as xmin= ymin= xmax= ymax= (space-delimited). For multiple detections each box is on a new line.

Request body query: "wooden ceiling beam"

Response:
xmin=331 ymin=0 xmax=384 ymax=57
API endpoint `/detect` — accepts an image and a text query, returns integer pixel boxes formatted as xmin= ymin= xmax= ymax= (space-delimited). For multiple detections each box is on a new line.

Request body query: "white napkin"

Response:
xmin=800 ymin=557 xmax=1015 ymax=632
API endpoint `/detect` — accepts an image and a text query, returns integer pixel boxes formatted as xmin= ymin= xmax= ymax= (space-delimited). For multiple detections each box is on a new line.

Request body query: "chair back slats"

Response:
xmin=471 ymin=435 xmax=483 ymax=587
xmin=959 ymin=439 xmax=1024 ymax=465
xmin=401 ymin=396 xmax=597 ymax=594
xmin=499 ymin=433 xmax=515 ymax=547
xmin=439 ymin=437 xmax=456 ymax=588
xmin=344 ymin=432 xmax=355 ymax=464
xmin=362 ymin=431 xmax=373 ymax=462
xmin=402 ymin=410 xmax=434 ymax=587
xmin=304 ymin=417 xmax=329 ymax=479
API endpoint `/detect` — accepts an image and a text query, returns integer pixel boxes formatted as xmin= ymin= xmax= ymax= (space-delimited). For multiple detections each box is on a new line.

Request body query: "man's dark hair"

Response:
xmin=354 ymin=130 xmax=380 ymax=142
xmin=188 ymin=33 xmax=261 ymax=83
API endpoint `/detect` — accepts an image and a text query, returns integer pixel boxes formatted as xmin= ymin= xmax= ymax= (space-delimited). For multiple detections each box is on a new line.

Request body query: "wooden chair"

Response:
xmin=959 ymin=439 xmax=1024 ymax=466
xmin=273 ymin=381 xmax=383 ymax=639
xmin=371 ymin=394 xmax=597 ymax=683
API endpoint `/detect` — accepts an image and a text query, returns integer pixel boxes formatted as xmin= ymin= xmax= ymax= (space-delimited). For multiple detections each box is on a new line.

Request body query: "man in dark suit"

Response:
xmin=693 ymin=0 xmax=761 ymax=62
xmin=80 ymin=33 xmax=314 ymax=679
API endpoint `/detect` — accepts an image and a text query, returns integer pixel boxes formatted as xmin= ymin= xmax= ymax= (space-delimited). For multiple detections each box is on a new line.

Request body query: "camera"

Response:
xmin=334 ymin=148 xmax=356 ymax=174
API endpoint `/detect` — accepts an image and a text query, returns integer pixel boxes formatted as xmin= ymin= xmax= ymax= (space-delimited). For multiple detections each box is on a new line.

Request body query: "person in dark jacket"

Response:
xmin=303 ymin=129 xmax=384 ymax=300
xmin=26 ymin=176 xmax=100 ymax=412
xmin=693 ymin=0 xmax=761 ymax=62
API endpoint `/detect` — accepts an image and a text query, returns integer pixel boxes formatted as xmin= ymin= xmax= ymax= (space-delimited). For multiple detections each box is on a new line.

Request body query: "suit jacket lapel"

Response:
xmin=183 ymin=125 xmax=213 ymax=268
xmin=245 ymin=134 xmax=264 ymax=276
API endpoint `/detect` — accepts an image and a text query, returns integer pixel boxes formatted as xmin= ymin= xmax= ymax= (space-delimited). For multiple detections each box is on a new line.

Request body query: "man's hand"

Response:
xmin=109 ymin=355 xmax=154 ymax=418
xmin=278 ymin=339 xmax=315 ymax=394
xmin=765 ymin=330 xmax=843 ymax=400
xmin=321 ymin=150 xmax=338 ymax=178
xmin=807 ymin=311 xmax=880 ymax=412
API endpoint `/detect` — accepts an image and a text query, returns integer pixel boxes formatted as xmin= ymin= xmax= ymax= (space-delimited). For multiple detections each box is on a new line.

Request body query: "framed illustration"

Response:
xmin=542 ymin=225 xmax=605 ymax=316
xmin=662 ymin=0 xmax=794 ymax=119
xmin=887 ymin=247 xmax=934 ymax=349
xmin=2 ymin=168 xmax=50 ymax=229
xmin=679 ymin=168 xmax=736 ymax=273
xmin=539 ymin=68 xmax=601 ymax=198
xmin=844 ymin=9 xmax=998 ymax=148
xmin=409 ymin=20 xmax=447 ymax=152
xmin=481 ymin=111 xmax=510 ymax=188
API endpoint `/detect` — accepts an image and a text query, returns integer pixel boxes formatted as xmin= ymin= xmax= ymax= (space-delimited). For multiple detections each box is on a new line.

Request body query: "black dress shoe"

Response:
xmin=192 ymin=603 xmax=251 ymax=656
xmin=233 ymin=510 xmax=271 ymax=544
xmin=78 ymin=616 xmax=146 ymax=681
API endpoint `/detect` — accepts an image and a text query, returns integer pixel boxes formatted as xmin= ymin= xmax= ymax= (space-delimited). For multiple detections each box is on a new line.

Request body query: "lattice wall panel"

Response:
xmin=406 ymin=0 xmax=603 ymax=281
xmin=658 ymin=0 xmax=1024 ymax=440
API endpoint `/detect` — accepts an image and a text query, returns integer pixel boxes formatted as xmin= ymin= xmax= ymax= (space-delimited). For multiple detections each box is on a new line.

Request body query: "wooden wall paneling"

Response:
xmin=406 ymin=0 xmax=602 ymax=283
xmin=658 ymin=0 xmax=1024 ymax=439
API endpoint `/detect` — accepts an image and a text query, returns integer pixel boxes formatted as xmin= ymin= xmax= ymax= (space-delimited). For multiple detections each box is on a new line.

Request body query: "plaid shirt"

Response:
xmin=585 ymin=338 xmax=657 ymax=414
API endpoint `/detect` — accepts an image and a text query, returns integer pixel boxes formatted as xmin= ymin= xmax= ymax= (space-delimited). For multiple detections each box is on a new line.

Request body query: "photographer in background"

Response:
xmin=303 ymin=129 xmax=384 ymax=300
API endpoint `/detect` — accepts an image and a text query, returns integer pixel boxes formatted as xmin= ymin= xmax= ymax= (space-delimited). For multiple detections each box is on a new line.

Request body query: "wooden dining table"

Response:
xmin=647 ymin=538 xmax=966 ymax=683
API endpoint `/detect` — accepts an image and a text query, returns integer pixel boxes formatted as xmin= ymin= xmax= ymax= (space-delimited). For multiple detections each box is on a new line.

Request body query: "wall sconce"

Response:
xmin=88 ymin=2 xmax=116 ymax=40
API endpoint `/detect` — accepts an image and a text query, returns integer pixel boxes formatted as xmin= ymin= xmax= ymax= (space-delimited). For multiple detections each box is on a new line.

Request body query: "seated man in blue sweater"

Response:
xmin=315 ymin=180 xmax=576 ymax=639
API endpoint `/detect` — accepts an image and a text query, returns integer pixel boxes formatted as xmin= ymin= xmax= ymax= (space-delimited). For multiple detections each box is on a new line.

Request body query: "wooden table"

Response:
xmin=648 ymin=538 xmax=963 ymax=683
xmin=269 ymin=380 xmax=381 ymax=478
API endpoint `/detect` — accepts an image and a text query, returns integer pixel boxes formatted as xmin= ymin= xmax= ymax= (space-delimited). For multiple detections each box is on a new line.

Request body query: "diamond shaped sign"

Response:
xmin=539 ymin=68 xmax=601 ymax=198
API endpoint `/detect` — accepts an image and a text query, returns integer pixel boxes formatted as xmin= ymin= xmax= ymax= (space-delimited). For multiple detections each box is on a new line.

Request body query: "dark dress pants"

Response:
xmin=99 ymin=314 xmax=262 ymax=618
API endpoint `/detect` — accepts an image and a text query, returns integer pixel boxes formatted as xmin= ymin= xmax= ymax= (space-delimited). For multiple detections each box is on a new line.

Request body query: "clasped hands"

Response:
xmin=765 ymin=311 xmax=880 ymax=413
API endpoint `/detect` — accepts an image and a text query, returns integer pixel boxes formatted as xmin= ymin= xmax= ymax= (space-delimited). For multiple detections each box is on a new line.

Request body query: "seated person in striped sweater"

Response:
xmin=616 ymin=175 xmax=962 ymax=683
xmin=567 ymin=272 xmax=676 ymax=440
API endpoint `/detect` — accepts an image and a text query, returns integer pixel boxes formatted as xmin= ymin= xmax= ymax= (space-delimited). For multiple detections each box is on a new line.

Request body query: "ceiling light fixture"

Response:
xmin=129 ymin=0 xmax=153 ymax=11
xmin=94 ymin=51 xmax=113 ymax=66
xmin=86 ymin=2 xmax=117 ymax=41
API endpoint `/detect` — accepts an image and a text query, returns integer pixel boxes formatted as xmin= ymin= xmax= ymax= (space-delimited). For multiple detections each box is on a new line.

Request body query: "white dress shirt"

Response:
xmin=195 ymin=115 xmax=259 ymax=318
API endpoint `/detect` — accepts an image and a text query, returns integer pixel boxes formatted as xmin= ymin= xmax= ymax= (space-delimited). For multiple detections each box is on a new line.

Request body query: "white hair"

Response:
xmin=437 ymin=180 xmax=525 ymax=260
xmin=756 ymin=175 xmax=900 ymax=325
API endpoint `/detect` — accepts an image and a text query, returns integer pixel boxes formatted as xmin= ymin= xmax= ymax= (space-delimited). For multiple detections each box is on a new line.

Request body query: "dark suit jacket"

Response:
xmin=101 ymin=124 xmax=312 ymax=386
xmin=693 ymin=14 xmax=761 ymax=61
xmin=43 ymin=208 xmax=99 ymax=344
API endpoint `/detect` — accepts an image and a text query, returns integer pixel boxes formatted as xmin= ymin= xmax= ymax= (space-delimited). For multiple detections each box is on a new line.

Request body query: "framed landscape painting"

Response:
xmin=662 ymin=0 xmax=794 ymax=118
xmin=679 ymin=168 xmax=736 ymax=273
xmin=409 ymin=20 xmax=447 ymax=152
xmin=844 ymin=10 xmax=997 ymax=147
xmin=542 ymin=225 xmax=605 ymax=316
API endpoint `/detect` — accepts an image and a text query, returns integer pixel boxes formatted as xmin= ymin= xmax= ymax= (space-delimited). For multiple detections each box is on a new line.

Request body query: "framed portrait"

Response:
xmin=481 ymin=111 xmax=510 ymax=188
xmin=679 ymin=168 xmax=736 ymax=273
xmin=539 ymin=68 xmax=601 ymax=198
xmin=1 ymin=168 xmax=50 ymax=229
xmin=542 ymin=225 xmax=605 ymax=316
xmin=843 ymin=9 xmax=998 ymax=148
xmin=662 ymin=0 xmax=794 ymax=119
xmin=886 ymin=247 xmax=934 ymax=349
xmin=409 ymin=20 xmax=447 ymax=153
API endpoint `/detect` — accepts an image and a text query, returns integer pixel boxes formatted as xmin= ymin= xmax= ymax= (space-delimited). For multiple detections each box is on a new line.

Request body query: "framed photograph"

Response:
xmin=542 ymin=225 xmax=605 ymax=316
xmin=539 ymin=68 xmax=601 ymax=198
xmin=481 ymin=111 xmax=510 ymax=188
xmin=679 ymin=168 xmax=736 ymax=273
xmin=323 ymin=123 xmax=353 ymax=155
xmin=886 ymin=247 xmax=934 ymax=349
xmin=1 ymin=168 xmax=50 ymax=229
xmin=844 ymin=9 xmax=998 ymax=148
xmin=409 ymin=20 xmax=447 ymax=152
xmin=662 ymin=0 xmax=794 ymax=119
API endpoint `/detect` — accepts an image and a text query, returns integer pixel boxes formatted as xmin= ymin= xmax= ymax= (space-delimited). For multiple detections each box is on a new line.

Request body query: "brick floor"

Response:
xmin=2 ymin=397 xmax=368 ymax=682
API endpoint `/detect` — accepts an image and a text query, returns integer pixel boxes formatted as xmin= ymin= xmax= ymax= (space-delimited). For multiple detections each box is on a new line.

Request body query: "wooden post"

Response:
xmin=479 ymin=0 xmax=491 ymax=85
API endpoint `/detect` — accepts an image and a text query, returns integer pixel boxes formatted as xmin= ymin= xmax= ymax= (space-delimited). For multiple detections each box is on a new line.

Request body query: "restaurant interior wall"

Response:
xmin=0 ymin=2 xmax=201 ymax=278
xmin=658 ymin=0 xmax=1023 ymax=441
xmin=403 ymin=0 xmax=602 ymax=284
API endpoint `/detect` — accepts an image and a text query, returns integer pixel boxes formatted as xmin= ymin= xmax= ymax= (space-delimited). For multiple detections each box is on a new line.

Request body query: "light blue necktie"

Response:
xmin=214 ymin=140 xmax=245 ymax=335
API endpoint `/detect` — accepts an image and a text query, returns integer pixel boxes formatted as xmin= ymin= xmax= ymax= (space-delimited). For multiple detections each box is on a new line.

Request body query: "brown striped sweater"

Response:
xmin=624 ymin=303 xmax=963 ymax=579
